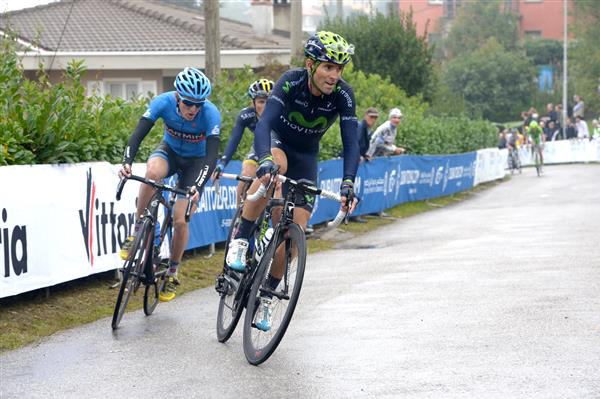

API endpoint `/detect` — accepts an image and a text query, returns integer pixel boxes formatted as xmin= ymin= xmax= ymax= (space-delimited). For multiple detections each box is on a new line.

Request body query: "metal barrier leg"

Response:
xmin=204 ymin=243 xmax=215 ymax=259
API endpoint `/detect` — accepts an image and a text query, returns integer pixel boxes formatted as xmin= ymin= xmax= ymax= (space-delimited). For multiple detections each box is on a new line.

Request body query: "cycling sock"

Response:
xmin=266 ymin=274 xmax=281 ymax=291
xmin=167 ymin=260 xmax=179 ymax=276
xmin=234 ymin=217 xmax=254 ymax=241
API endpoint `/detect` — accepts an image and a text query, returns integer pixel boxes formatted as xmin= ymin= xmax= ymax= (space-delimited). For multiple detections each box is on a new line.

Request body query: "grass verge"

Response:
xmin=0 ymin=178 xmax=506 ymax=351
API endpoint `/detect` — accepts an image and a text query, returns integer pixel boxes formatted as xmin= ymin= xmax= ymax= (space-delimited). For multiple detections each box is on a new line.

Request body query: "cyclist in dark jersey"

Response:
xmin=211 ymin=79 xmax=274 ymax=204
xmin=119 ymin=67 xmax=220 ymax=302
xmin=225 ymin=31 xmax=359 ymax=331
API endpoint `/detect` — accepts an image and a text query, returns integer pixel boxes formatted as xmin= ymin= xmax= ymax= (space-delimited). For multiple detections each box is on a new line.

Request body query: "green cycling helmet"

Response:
xmin=304 ymin=31 xmax=354 ymax=65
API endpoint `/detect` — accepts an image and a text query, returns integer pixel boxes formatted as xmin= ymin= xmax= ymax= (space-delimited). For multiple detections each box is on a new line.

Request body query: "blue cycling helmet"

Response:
xmin=174 ymin=67 xmax=211 ymax=101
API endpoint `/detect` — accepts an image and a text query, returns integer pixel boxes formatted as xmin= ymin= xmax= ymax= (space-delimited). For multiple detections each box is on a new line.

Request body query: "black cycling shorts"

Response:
xmin=149 ymin=141 xmax=208 ymax=195
xmin=271 ymin=131 xmax=318 ymax=212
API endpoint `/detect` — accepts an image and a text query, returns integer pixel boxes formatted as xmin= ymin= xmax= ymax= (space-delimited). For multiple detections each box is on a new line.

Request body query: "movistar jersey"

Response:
xmin=142 ymin=91 xmax=220 ymax=157
xmin=254 ymin=68 xmax=359 ymax=181
xmin=221 ymin=106 xmax=257 ymax=165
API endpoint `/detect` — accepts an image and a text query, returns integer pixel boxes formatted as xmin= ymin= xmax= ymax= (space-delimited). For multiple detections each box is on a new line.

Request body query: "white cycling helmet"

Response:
xmin=389 ymin=108 xmax=403 ymax=119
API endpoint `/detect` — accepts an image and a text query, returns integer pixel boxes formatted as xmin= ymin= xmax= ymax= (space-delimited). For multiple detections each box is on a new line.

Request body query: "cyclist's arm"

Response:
xmin=123 ymin=95 xmax=166 ymax=165
xmin=221 ymin=111 xmax=248 ymax=166
xmin=254 ymin=76 xmax=289 ymax=161
xmin=194 ymin=136 xmax=220 ymax=194
xmin=123 ymin=117 xmax=155 ymax=165
xmin=337 ymin=85 xmax=359 ymax=182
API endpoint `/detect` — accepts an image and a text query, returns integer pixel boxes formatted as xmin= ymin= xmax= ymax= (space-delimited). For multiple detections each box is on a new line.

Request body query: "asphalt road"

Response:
xmin=1 ymin=164 xmax=599 ymax=399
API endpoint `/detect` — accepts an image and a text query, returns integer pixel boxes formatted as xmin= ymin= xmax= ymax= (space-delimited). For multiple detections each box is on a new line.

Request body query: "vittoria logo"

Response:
xmin=1 ymin=208 xmax=28 ymax=278
xmin=78 ymin=168 xmax=136 ymax=266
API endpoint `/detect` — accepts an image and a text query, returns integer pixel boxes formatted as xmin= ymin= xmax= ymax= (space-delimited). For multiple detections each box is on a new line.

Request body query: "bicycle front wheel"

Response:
xmin=243 ymin=223 xmax=307 ymax=365
xmin=111 ymin=218 xmax=153 ymax=330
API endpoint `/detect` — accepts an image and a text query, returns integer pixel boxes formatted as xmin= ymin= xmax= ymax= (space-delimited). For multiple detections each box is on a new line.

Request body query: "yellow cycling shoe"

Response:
xmin=159 ymin=276 xmax=180 ymax=302
xmin=119 ymin=236 xmax=135 ymax=260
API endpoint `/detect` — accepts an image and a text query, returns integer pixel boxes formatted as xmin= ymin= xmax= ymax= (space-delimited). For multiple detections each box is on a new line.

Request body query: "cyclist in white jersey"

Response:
xmin=365 ymin=108 xmax=405 ymax=160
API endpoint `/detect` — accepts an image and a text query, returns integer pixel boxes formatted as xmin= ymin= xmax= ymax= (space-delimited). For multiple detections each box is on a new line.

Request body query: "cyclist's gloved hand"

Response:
xmin=212 ymin=162 xmax=224 ymax=180
xmin=256 ymin=156 xmax=276 ymax=180
xmin=119 ymin=163 xmax=132 ymax=178
xmin=340 ymin=179 xmax=355 ymax=208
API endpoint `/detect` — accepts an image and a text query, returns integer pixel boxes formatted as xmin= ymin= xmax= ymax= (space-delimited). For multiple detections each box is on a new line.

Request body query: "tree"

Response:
xmin=443 ymin=0 xmax=519 ymax=59
xmin=319 ymin=10 xmax=435 ymax=100
xmin=444 ymin=38 xmax=535 ymax=122
xmin=571 ymin=0 xmax=600 ymax=116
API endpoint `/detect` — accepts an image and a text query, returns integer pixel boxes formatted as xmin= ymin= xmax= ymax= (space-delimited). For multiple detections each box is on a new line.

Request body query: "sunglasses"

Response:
xmin=180 ymin=98 xmax=205 ymax=108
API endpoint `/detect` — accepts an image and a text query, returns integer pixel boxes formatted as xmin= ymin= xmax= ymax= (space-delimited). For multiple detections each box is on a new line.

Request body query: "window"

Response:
xmin=524 ymin=0 xmax=542 ymax=3
xmin=525 ymin=30 xmax=542 ymax=39
xmin=429 ymin=0 xmax=443 ymax=4
xmin=443 ymin=0 xmax=462 ymax=18
xmin=87 ymin=79 xmax=157 ymax=100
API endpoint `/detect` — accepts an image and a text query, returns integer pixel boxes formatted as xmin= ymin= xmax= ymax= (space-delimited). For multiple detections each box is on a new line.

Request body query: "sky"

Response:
xmin=1 ymin=0 xmax=57 ymax=13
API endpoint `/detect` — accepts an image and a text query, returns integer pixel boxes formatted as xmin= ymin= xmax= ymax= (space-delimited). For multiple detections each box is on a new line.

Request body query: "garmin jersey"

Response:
xmin=221 ymin=106 xmax=258 ymax=165
xmin=142 ymin=91 xmax=220 ymax=158
xmin=254 ymin=68 xmax=359 ymax=181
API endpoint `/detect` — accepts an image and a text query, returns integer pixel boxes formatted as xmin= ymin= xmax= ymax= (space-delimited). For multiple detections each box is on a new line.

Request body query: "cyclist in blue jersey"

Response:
xmin=119 ymin=67 xmax=220 ymax=302
xmin=211 ymin=79 xmax=274 ymax=204
xmin=225 ymin=31 xmax=359 ymax=331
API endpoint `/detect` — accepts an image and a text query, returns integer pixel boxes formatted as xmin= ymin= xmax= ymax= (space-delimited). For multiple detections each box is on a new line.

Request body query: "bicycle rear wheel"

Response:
xmin=243 ymin=223 xmax=306 ymax=365
xmin=111 ymin=218 xmax=153 ymax=330
xmin=143 ymin=261 xmax=168 ymax=316
xmin=216 ymin=271 xmax=246 ymax=342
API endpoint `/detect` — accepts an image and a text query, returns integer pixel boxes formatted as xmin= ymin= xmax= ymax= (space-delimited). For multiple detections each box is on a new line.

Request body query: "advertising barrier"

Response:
xmin=4 ymin=141 xmax=596 ymax=298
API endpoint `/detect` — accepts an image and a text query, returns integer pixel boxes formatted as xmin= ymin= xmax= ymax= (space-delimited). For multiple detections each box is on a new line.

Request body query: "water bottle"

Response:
xmin=254 ymin=227 xmax=274 ymax=263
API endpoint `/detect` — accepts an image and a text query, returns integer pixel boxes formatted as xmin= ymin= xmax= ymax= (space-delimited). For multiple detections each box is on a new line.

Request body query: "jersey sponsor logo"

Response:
xmin=211 ymin=126 xmax=220 ymax=136
xmin=166 ymin=125 xmax=206 ymax=142
xmin=288 ymin=111 xmax=328 ymax=129
xmin=340 ymin=115 xmax=357 ymax=122
xmin=195 ymin=165 xmax=210 ymax=187
xmin=240 ymin=112 xmax=255 ymax=120
xmin=279 ymin=115 xmax=327 ymax=135
xmin=283 ymin=81 xmax=291 ymax=93
xmin=271 ymin=95 xmax=285 ymax=106
xmin=294 ymin=99 xmax=309 ymax=108
xmin=143 ymin=109 xmax=152 ymax=118
xmin=339 ymin=88 xmax=353 ymax=108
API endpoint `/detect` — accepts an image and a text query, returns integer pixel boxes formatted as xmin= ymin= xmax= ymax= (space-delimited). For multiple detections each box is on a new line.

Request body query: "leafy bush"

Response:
xmin=0 ymin=33 xmax=496 ymax=167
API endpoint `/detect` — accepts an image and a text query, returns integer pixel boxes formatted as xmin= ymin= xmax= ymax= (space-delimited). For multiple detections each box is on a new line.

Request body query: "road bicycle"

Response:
xmin=111 ymin=175 xmax=193 ymax=330
xmin=532 ymin=144 xmax=542 ymax=177
xmin=215 ymin=173 xmax=346 ymax=365
xmin=508 ymin=147 xmax=521 ymax=174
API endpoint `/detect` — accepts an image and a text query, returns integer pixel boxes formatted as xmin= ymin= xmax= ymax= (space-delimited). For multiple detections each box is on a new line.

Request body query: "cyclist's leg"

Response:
xmin=238 ymin=155 xmax=258 ymax=205
xmin=137 ymin=143 xmax=171 ymax=219
xmin=121 ymin=143 xmax=171 ymax=260
xmin=269 ymin=145 xmax=317 ymax=283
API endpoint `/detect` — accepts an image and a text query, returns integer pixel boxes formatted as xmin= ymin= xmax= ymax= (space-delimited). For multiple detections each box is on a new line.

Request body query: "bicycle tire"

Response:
xmin=216 ymin=271 xmax=246 ymax=342
xmin=144 ymin=268 xmax=167 ymax=316
xmin=534 ymin=149 xmax=541 ymax=177
xmin=243 ymin=223 xmax=307 ymax=365
xmin=111 ymin=218 xmax=153 ymax=329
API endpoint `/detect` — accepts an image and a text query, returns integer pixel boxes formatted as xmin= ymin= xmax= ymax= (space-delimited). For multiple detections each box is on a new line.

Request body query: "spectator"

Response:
xmin=547 ymin=121 xmax=560 ymax=141
xmin=573 ymin=95 xmax=585 ymax=119
xmin=591 ymin=119 xmax=600 ymax=140
xmin=575 ymin=115 xmax=589 ymax=139
xmin=358 ymin=107 xmax=379 ymax=160
xmin=546 ymin=103 xmax=558 ymax=124
xmin=565 ymin=117 xmax=577 ymax=139
xmin=365 ymin=108 xmax=405 ymax=160
xmin=498 ymin=130 xmax=507 ymax=149
xmin=555 ymin=104 xmax=564 ymax=130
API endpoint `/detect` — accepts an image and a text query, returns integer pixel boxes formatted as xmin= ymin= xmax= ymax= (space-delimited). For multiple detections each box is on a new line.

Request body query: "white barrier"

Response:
xmin=517 ymin=139 xmax=600 ymax=166
xmin=474 ymin=148 xmax=508 ymax=186
xmin=0 ymin=162 xmax=144 ymax=298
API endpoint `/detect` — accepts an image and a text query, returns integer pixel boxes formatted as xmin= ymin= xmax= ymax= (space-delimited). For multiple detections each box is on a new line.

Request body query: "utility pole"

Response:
xmin=337 ymin=0 xmax=343 ymax=21
xmin=562 ymin=0 xmax=568 ymax=140
xmin=204 ymin=0 xmax=220 ymax=83
xmin=291 ymin=0 xmax=303 ymax=60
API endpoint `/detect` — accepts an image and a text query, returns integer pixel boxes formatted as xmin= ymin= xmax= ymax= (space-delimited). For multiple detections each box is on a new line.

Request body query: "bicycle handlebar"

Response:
xmin=116 ymin=175 xmax=195 ymax=222
xmin=246 ymin=175 xmax=348 ymax=229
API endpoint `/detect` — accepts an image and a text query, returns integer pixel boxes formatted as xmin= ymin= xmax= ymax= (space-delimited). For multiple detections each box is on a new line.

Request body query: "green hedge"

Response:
xmin=0 ymin=35 xmax=496 ymax=166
